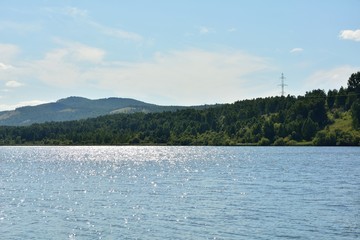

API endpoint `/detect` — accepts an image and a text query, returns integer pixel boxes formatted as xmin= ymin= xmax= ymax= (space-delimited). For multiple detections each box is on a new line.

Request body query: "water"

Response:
xmin=0 ymin=146 xmax=359 ymax=240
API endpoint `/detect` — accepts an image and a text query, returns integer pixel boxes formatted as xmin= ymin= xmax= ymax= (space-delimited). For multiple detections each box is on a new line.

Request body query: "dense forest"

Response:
xmin=1 ymin=72 xmax=360 ymax=146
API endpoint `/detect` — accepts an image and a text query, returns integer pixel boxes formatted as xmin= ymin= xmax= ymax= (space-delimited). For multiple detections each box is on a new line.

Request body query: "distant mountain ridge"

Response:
xmin=0 ymin=96 xmax=194 ymax=126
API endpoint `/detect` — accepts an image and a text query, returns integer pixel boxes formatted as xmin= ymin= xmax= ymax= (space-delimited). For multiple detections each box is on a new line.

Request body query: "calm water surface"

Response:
xmin=0 ymin=146 xmax=359 ymax=239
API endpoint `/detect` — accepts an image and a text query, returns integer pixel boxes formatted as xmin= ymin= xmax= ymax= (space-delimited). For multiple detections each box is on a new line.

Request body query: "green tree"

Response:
xmin=262 ymin=120 xmax=275 ymax=142
xmin=273 ymin=137 xmax=286 ymax=146
xmin=301 ymin=118 xmax=318 ymax=140
xmin=335 ymin=130 xmax=358 ymax=146
xmin=347 ymin=71 xmax=360 ymax=93
xmin=258 ymin=137 xmax=270 ymax=146
xmin=305 ymin=89 xmax=326 ymax=99
xmin=335 ymin=87 xmax=347 ymax=109
xmin=313 ymin=131 xmax=336 ymax=146
xmin=345 ymin=92 xmax=358 ymax=110
xmin=351 ymin=99 xmax=360 ymax=129
xmin=327 ymin=89 xmax=338 ymax=109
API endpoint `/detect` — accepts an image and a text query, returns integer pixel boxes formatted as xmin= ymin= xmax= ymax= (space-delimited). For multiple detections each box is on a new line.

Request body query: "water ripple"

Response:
xmin=0 ymin=146 xmax=359 ymax=239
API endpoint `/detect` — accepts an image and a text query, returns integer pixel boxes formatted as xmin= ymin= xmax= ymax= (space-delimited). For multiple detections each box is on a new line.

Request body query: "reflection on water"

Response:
xmin=0 ymin=146 xmax=359 ymax=239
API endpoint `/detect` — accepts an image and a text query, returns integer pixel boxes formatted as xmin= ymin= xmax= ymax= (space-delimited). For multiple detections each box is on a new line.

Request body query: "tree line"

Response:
xmin=1 ymin=72 xmax=360 ymax=146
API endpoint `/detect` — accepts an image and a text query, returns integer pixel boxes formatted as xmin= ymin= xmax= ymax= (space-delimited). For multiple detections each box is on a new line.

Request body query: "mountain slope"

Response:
xmin=0 ymin=96 xmax=188 ymax=126
xmin=1 ymin=93 xmax=359 ymax=146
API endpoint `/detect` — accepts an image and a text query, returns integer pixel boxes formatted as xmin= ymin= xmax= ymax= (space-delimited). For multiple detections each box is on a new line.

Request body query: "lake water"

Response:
xmin=0 ymin=146 xmax=359 ymax=239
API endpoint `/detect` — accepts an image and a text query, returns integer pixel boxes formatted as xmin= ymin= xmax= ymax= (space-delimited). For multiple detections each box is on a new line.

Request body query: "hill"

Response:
xmin=0 ymin=72 xmax=359 ymax=146
xmin=0 ymin=96 xmax=194 ymax=126
xmin=0 ymin=91 xmax=359 ymax=146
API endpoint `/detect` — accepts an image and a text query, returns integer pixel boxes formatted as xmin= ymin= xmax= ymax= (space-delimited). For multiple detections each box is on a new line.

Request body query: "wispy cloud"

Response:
xmin=10 ymin=46 xmax=273 ymax=105
xmin=0 ymin=62 xmax=14 ymax=70
xmin=88 ymin=21 xmax=143 ymax=42
xmin=0 ymin=100 xmax=48 ymax=111
xmin=0 ymin=21 xmax=41 ymax=32
xmin=85 ymin=49 xmax=273 ymax=104
xmin=53 ymin=38 xmax=106 ymax=63
xmin=339 ymin=29 xmax=360 ymax=42
xmin=0 ymin=43 xmax=20 ymax=61
xmin=228 ymin=27 xmax=237 ymax=32
xmin=27 ymin=40 xmax=106 ymax=87
xmin=62 ymin=6 xmax=143 ymax=42
xmin=198 ymin=26 xmax=215 ymax=35
xmin=290 ymin=48 xmax=304 ymax=54
xmin=0 ymin=41 xmax=105 ymax=90
xmin=64 ymin=6 xmax=88 ymax=18
xmin=1 ymin=24 xmax=273 ymax=105
xmin=5 ymin=80 xmax=24 ymax=88
xmin=304 ymin=65 xmax=360 ymax=91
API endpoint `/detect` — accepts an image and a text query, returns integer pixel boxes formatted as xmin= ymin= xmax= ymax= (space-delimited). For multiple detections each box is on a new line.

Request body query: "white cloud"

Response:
xmin=0 ymin=21 xmax=40 ymax=32
xmin=85 ymin=49 xmax=273 ymax=104
xmin=199 ymin=27 xmax=209 ymax=34
xmin=339 ymin=29 xmax=360 ymax=42
xmin=53 ymin=39 xmax=105 ymax=63
xmin=30 ymin=51 xmax=84 ymax=87
xmin=12 ymin=43 xmax=101 ymax=88
xmin=0 ymin=62 xmax=14 ymax=70
xmin=0 ymin=40 xmax=105 ymax=89
xmin=304 ymin=66 xmax=360 ymax=91
xmin=290 ymin=48 xmax=304 ymax=53
xmin=89 ymin=21 xmax=143 ymax=42
xmin=5 ymin=80 xmax=24 ymax=88
xmin=61 ymin=6 xmax=143 ymax=42
xmin=228 ymin=28 xmax=237 ymax=32
xmin=4 ymin=43 xmax=274 ymax=105
xmin=0 ymin=43 xmax=20 ymax=61
xmin=199 ymin=26 xmax=215 ymax=35
xmin=0 ymin=100 xmax=48 ymax=111
xmin=64 ymin=7 xmax=88 ymax=18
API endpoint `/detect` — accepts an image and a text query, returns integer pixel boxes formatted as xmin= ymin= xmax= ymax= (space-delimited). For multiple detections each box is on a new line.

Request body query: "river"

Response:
xmin=0 ymin=146 xmax=359 ymax=239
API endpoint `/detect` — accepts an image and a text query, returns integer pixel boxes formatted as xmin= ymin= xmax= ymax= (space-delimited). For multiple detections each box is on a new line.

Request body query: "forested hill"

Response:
xmin=1 ymin=72 xmax=360 ymax=146
xmin=0 ymin=96 xmax=199 ymax=126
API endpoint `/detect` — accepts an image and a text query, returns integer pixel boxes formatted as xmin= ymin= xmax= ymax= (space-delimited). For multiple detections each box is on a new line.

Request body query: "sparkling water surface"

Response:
xmin=0 ymin=146 xmax=359 ymax=239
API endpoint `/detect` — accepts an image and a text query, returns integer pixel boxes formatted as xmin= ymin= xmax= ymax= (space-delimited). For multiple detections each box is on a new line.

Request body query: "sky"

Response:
xmin=0 ymin=0 xmax=359 ymax=110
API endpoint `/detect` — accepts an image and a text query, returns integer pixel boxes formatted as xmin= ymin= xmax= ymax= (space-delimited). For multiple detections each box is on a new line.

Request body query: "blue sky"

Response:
xmin=0 ymin=0 xmax=359 ymax=110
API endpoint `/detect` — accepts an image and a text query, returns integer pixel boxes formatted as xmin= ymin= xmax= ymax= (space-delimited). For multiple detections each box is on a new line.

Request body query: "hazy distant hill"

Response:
xmin=0 ymin=96 xmax=192 ymax=126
